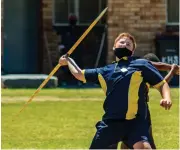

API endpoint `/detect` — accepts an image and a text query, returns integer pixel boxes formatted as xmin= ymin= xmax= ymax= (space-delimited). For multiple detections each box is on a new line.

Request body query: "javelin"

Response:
xmin=13 ymin=7 xmax=108 ymax=120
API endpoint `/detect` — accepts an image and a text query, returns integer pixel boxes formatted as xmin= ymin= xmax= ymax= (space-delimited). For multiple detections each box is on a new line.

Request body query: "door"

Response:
xmin=3 ymin=0 xmax=40 ymax=73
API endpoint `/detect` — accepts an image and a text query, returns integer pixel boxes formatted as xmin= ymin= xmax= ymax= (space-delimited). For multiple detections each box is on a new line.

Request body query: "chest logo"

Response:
xmin=114 ymin=65 xmax=128 ymax=73
xmin=120 ymin=67 xmax=128 ymax=72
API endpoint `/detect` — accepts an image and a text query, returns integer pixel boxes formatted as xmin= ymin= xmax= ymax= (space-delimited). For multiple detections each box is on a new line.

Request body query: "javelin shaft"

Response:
xmin=13 ymin=64 xmax=61 ymax=120
xmin=14 ymin=7 xmax=108 ymax=119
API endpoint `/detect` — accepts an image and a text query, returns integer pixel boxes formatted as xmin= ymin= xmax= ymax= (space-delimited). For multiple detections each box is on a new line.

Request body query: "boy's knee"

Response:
xmin=143 ymin=142 xmax=152 ymax=149
xmin=133 ymin=141 xmax=152 ymax=149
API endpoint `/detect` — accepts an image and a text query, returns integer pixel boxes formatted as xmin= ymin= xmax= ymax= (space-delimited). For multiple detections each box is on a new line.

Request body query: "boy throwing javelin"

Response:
xmin=59 ymin=33 xmax=172 ymax=149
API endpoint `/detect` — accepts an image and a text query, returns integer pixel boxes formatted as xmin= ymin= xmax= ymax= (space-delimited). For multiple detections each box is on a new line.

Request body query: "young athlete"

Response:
xmin=59 ymin=33 xmax=172 ymax=149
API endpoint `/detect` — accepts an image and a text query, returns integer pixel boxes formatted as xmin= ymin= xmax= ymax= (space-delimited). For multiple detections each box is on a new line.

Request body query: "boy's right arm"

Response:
xmin=59 ymin=55 xmax=86 ymax=82
xmin=164 ymin=64 xmax=179 ymax=83
xmin=59 ymin=55 xmax=102 ymax=85
xmin=151 ymin=61 xmax=180 ymax=75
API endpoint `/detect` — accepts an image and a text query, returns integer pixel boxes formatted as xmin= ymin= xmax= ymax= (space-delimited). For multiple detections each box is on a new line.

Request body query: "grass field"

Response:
xmin=1 ymin=88 xmax=179 ymax=149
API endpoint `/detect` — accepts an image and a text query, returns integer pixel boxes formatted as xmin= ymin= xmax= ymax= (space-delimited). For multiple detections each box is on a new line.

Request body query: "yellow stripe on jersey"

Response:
xmin=81 ymin=70 xmax=86 ymax=83
xmin=126 ymin=71 xmax=143 ymax=120
xmin=98 ymin=73 xmax=107 ymax=94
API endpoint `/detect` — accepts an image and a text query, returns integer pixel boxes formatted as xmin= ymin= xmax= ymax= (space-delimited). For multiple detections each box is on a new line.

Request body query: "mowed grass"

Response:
xmin=1 ymin=88 xmax=179 ymax=149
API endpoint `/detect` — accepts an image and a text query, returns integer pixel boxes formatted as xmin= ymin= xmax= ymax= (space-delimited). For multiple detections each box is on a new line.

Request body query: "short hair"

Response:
xmin=113 ymin=33 xmax=136 ymax=50
xmin=143 ymin=53 xmax=160 ymax=62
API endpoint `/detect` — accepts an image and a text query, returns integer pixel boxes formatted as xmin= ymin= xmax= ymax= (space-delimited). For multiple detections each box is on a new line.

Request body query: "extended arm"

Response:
xmin=151 ymin=61 xmax=180 ymax=75
xmin=164 ymin=64 xmax=179 ymax=83
xmin=151 ymin=61 xmax=171 ymax=71
xmin=59 ymin=55 xmax=85 ymax=82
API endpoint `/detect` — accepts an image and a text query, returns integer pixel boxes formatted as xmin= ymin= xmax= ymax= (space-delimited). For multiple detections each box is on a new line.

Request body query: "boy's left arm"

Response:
xmin=142 ymin=61 xmax=172 ymax=110
xmin=157 ymin=82 xmax=172 ymax=110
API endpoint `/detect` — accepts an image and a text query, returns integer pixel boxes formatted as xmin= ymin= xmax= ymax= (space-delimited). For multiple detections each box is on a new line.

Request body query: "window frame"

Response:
xmin=165 ymin=0 xmax=179 ymax=25
xmin=52 ymin=0 xmax=105 ymax=26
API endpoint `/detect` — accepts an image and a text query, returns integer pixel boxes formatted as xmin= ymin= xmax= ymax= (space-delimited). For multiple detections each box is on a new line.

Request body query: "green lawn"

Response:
xmin=1 ymin=88 xmax=179 ymax=149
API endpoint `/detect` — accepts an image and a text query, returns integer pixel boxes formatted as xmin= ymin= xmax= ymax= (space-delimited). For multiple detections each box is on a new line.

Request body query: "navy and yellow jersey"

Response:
xmin=82 ymin=57 xmax=166 ymax=120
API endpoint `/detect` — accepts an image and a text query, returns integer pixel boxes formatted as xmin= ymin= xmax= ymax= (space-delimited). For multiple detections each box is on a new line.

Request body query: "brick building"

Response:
xmin=107 ymin=0 xmax=179 ymax=63
xmin=43 ymin=0 xmax=179 ymax=64
xmin=2 ymin=0 xmax=179 ymax=74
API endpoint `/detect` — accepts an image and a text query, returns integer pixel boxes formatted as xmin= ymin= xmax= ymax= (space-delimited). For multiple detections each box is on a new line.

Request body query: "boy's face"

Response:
xmin=114 ymin=37 xmax=134 ymax=52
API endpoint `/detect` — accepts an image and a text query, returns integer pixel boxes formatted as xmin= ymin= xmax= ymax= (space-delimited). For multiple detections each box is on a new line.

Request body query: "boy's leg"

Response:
xmin=149 ymin=125 xmax=156 ymax=149
xmin=147 ymin=106 xmax=156 ymax=149
xmin=120 ymin=108 xmax=155 ymax=150
xmin=89 ymin=120 xmax=125 ymax=149
xmin=121 ymin=126 xmax=155 ymax=149
xmin=133 ymin=141 xmax=151 ymax=149
xmin=126 ymin=119 xmax=152 ymax=149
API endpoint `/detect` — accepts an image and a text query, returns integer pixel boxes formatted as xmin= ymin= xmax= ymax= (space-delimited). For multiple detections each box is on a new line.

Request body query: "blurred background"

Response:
xmin=1 ymin=0 xmax=179 ymax=88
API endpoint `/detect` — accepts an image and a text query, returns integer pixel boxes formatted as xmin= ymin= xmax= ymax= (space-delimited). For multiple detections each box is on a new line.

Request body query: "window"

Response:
xmin=166 ymin=0 xmax=179 ymax=25
xmin=79 ymin=1 xmax=99 ymax=23
xmin=54 ymin=0 xmax=69 ymax=24
xmin=53 ymin=0 xmax=107 ymax=25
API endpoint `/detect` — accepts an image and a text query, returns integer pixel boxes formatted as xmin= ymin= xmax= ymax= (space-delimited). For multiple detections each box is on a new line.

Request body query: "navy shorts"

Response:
xmin=146 ymin=105 xmax=152 ymax=126
xmin=89 ymin=118 xmax=150 ymax=149
xmin=123 ymin=108 xmax=152 ymax=148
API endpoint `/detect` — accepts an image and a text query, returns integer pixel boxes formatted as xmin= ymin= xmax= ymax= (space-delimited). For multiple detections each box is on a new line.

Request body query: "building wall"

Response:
xmin=43 ymin=0 xmax=168 ymax=64
xmin=42 ymin=0 xmax=59 ymax=74
xmin=1 ymin=0 xmax=168 ymax=72
xmin=107 ymin=0 xmax=166 ymax=63
xmin=1 ymin=0 xmax=58 ymax=74
xmin=1 ymin=0 xmax=4 ymax=55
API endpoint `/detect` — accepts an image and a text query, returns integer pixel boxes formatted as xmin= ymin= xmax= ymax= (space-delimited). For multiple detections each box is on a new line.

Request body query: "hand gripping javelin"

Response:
xmin=13 ymin=7 xmax=108 ymax=121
